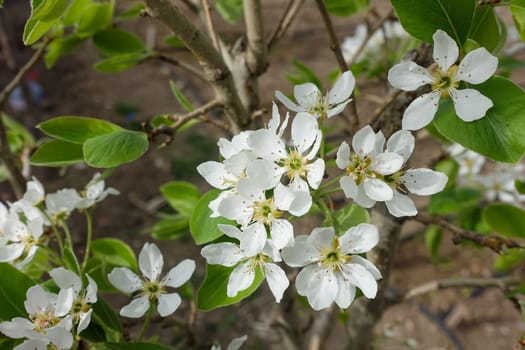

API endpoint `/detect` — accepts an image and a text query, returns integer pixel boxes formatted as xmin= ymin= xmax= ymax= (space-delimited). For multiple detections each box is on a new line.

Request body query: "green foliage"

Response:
xmin=197 ymin=264 xmax=264 ymax=311
xmin=516 ymin=179 xmax=525 ymax=194
xmin=151 ymin=215 xmax=189 ymax=240
xmin=483 ymin=203 xmax=525 ymax=238
xmin=93 ymin=29 xmax=146 ymax=55
xmin=23 ymin=16 xmax=57 ymax=45
xmin=63 ymin=0 xmax=90 ymax=26
xmin=160 ymin=181 xmax=200 ymax=216
xmin=3 ymin=114 xmax=34 ymax=152
xmin=31 ymin=139 xmax=84 ymax=166
xmin=434 ymin=76 xmax=525 ymax=163
xmin=94 ymin=52 xmax=152 ymax=73
xmin=83 ymin=130 xmax=149 ymax=168
xmin=391 ymin=0 xmax=475 ymax=44
xmin=331 ymin=204 xmax=370 ymax=235
xmin=325 ymin=0 xmax=369 ymax=16
xmin=468 ymin=5 xmax=506 ymax=53
xmin=494 ymin=248 xmax=525 ymax=271
xmin=190 ymin=190 xmax=235 ymax=245
xmin=511 ymin=0 xmax=525 ymax=42
xmin=45 ymin=35 xmax=86 ymax=68
xmin=428 ymin=187 xmax=482 ymax=215
xmin=424 ymin=225 xmax=442 ymax=262
xmin=434 ymin=158 xmax=459 ymax=189
xmin=38 ymin=116 xmax=122 ymax=144
xmin=85 ymin=298 xmax=122 ymax=342
xmin=215 ymin=0 xmax=243 ymax=24
xmin=286 ymin=59 xmax=323 ymax=90
xmin=116 ymin=3 xmax=145 ymax=20
xmin=169 ymin=80 xmax=195 ymax=112
xmin=0 ymin=263 xmax=35 ymax=321
xmin=77 ymin=2 xmax=114 ymax=37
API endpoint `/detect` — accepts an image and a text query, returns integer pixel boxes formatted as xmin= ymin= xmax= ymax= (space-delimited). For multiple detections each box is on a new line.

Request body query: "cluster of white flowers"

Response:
xmin=0 ymin=268 xmax=97 ymax=349
xmin=0 ymin=173 xmax=118 ymax=267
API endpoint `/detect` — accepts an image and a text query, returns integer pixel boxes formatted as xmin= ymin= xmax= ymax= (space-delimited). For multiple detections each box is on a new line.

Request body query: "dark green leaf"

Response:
xmin=83 ymin=130 xmax=149 ymax=168
xmin=76 ymin=2 xmax=114 ymax=37
xmin=38 ymin=116 xmax=122 ymax=144
xmin=434 ymin=76 xmax=525 ymax=163
xmin=31 ymin=139 xmax=84 ymax=167
xmin=0 ymin=263 xmax=35 ymax=321
xmin=151 ymin=215 xmax=189 ymax=240
xmin=160 ymin=181 xmax=200 ymax=216
xmin=93 ymin=29 xmax=146 ymax=55
xmin=428 ymin=187 xmax=482 ymax=215
xmin=169 ymin=80 xmax=194 ymax=112
xmin=215 ymin=0 xmax=243 ymax=24
xmin=325 ymin=0 xmax=369 ymax=16
xmin=45 ymin=35 xmax=86 ymax=68
xmin=88 ymin=298 xmax=122 ymax=342
xmin=391 ymin=0 xmax=476 ymax=44
xmin=516 ymin=179 xmax=525 ymax=194
xmin=468 ymin=5 xmax=501 ymax=53
xmin=511 ymin=0 xmax=525 ymax=42
xmin=190 ymin=190 xmax=235 ymax=245
xmin=483 ymin=203 xmax=525 ymax=238
xmin=197 ymin=264 xmax=264 ymax=311
xmin=91 ymin=238 xmax=138 ymax=272
xmin=434 ymin=158 xmax=458 ymax=189
xmin=94 ymin=52 xmax=152 ymax=73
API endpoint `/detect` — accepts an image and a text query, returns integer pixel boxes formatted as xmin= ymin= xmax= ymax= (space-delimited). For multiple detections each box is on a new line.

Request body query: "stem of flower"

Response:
xmin=60 ymin=219 xmax=81 ymax=274
xmin=81 ymin=209 xmax=93 ymax=274
xmin=138 ymin=304 xmax=155 ymax=342
xmin=39 ymin=206 xmax=65 ymax=258
xmin=317 ymin=174 xmax=343 ymax=192
xmin=316 ymin=187 xmax=343 ymax=199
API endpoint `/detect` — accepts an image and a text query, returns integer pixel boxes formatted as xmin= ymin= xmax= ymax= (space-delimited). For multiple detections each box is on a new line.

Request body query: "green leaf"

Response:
xmin=160 ymin=181 xmax=200 ymax=216
xmin=86 ymin=298 xmax=122 ymax=342
xmin=434 ymin=158 xmax=459 ymax=188
xmin=516 ymin=179 xmax=525 ymax=194
xmin=483 ymin=203 xmax=525 ymax=238
xmin=215 ymin=0 xmax=243 ymax=24
xmin=45 ymin=35 xmax=86 ymax=68
xmin=197 ymin=264 xmax=264 ymax=311
xmin=116 ymin=3 xmax=145 ymax=20
xmin=332 ymin=204 xmax=370 ymax=235
xmin=511 ymin=0 xmax=525 ymax=42
xmin=391 ymin=0 xmax=476 ymax=44
xmin=31 ymin=139 xmax=84 ymax=166
xmin=325 ymin=0 xmax=369 ymax=16
xmin=151 ymin=215 xmax=189 ymax=240
xmin=63 ymin=0 xmax=91 ymax=26
xmin=105 ymin=343 xmax=173 ymax=350
xmin=468 ymin=5 xmax=502 ymax=53
xmin=93 ymin=29 xmax=146 ymax=55
xmin=32 ymin=0 xmax=70 ymax=22
xmin=38 ymin=116 xmax=122 ymax=144
xmin=83 ymin=130 xmax=149 ymax=168
xmin=63 ymin=245 xmax=81 ymax=274
xmin=428 ymin=187 xmax=482 ymax=215
xmin=94 ymin=52 xmax=152 ymax=73
xmin=0 ymin=263 xmax=35 ymax=321
xmin=169 ymin=80 xmax=194 ymax=112
xmin=434 ymin=76 xmax=525 ymax=163
xmin=23 ymin=16 xmax=57 ymax=45
xmin=424 ymin=225 xmax=442 ymax=262
xmin=189 ymin=190 xmax=235 ymax=245
xmin=164 ymin=35 xmax=185 ymax=48
xmin=91 ymin=238 xmax=138 ymax=271
xmin=286 ymin=59 xmax=322 ymax=90
xmin=493 ymin=248 xmax=525 ymax=271
xmin=2 ymin=114 xmax=34 ymax=151
xmin=77 ymin=2 xmax=114 ymax=37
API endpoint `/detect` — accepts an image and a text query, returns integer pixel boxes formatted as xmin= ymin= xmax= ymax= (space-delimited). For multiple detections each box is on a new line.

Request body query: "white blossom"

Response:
xmin=201 ymin=224 xmax=289 ymax=302
xmin=0 ymin=215 xmax=44 ymax=265
xmin=388 ymin=29 xmax=498 ymax=130
xmin=211 ymin=335 xmax=248 ymax=350
xmin=45 ymin=189 xmax=82 ymax=219
xmin=76 ymin=173 xmax=119 ymax=209
xmin=476 ymin=164 xmax=525 ymax=204
xmin=282 ymin=225 xmax=381 ymax=310
xmin=0 ymin=285 xmax=74 ymax=350
xmin=275 ymin=71 xmax=355 ymax=119
xmin=446 ymin=143 xmax=485 ymax=180
xmin=108 ymin=242 xmax=195 ymax=318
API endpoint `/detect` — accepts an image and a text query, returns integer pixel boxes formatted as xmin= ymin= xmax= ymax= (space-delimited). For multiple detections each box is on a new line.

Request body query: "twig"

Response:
xmin=244 ymin=0 xmax=267 ymax=75
xmin=201 ymin=0 xmax=221 ymax=52
xmin=368 ymin=88 xmax=402 ymax=126
xmin=404 ymin=276 xmax=522 ymax=300
xmin=415 ymin=213 xmax=525 ymax=253
xmin=308 ymin=305 xmax=337 ymax=350
xmin=0 ymin=18 xmax=15 ymax=70
xmin=267 ymin=0 xmax=306 ymax=52
xmin=154 ymin=53 xmax=207 ymax=81
xmin=143 ymin=0 xmax=248 ymax=132
xmin=169 ymin=99 xmax=223 ymax=128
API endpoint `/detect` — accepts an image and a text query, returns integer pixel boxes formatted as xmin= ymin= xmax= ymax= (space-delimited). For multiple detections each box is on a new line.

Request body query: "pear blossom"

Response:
xmin=49 ymin=268 xmax=97 ymax=334
xmin=476 ymin=164 xmax=525 ymax=204
xmin=22 ymin=177 xmax=45 ymax=206
xmin=282 ymin=225 xmax=381 ymax=310
xmin=45 ymin=189 xmax=82 ymax=220
xmin=201 ymin=224 xmax=289 ymax=302
xmin=218 ymin=179 xmax=311 ymax=248
xmin=0 ymin=215 xmax=44 ymax=265
xmin=446 ymin=143 xmax=485 ymax=180
xmin=388 ymin=29 xmax=498 ymax=130
xmin=108 ymin=242 xmax=195 ymax=318
xmin=76 ymin=173 xmax=119 ymax=209
xmin=248 ymin=111 xmax=325 ymax=192
xmin=211 ymin=335 xmax=248 ymax=350
xmin=275 ymin=71 xmax=355 ymax=119
xmin=336 ymin=125 xmax=404 ymax=208
xmin=0 ymin=285 xmax=74 ymax=350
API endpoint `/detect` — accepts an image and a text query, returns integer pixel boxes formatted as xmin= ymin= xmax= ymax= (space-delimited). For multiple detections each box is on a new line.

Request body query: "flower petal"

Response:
xmin=306 ymin=159 xmax=325 ymax=189
xmin=308 ymin=227 xmax=335 ymax=251
xmin=120 ymin=296 xmax=150 ymax=318
xmin=385 ymin=191 xmax=417 ymax=217
xmin=350 ymin=255 xmax=382 ymax=280
xmin=264 ymin=263 xmax=289 ymax=303
xmin=275 ymin=90 xmax=303 ymax=112
xmin=334 ymin=277 xmax=356 ymax=309
xmin=402 ymin=91 xmax=441 ymax=130
xmin=227 ymin=335 xmax=248 ymax=350
xmin=227 ymin=261 xmax=256 ymax=297
xmin=139 ymin=243 xmax=164 ymax=282
xmin=388 ymin=61 xmax=434 ymax=91
xmin=363 ymin=178 xmax=394 ymax=201
xmin=281 ymin=235 xmax=320 ymax=267
xmin=270 ymin=219 xmax=294 ymax=250
xmin=450 ymin=88 xmax=493 ymax=122
xmin=24 ymin=285 xmax=49 ymax=314
xmin=240 ymin=223 xmax=267 ymax=257
xmin=339 ymin=223 xmax=379 ymax=254
xmin=162 ymin=259 xmax=196 ymax=288
xmin=344 ymin=263 xmax=378 ymax=298
xmin=455 ymin=47 xmax=498 ymax=84
xmin=108 ymin=268 xmax=142 ymax=294
xmin=372 ymin=152 xmax=404 ymax=175
xmin=248 ymin=129 xmax=286 ymax=160
xmin=340 ymin=176 xmax=358 ymax=199
xmin=294 ymin=83 xmax=320 ymax=109
xmin=432 ymin=29 xmax=459 ymax=71
xmin=55 ymin=287 xmax=74 ymax=316
xmin=77 ymin=309 xmax=93 ymax=334
xmin=291 ymin=112 xmax=319 ymax=154
xmin=352 ymin=125 xmax=376 ymax=156
xmin=246 ymin=159 xmax=282 ymax=190
xmin=157 ymin=292 xmax=182 ymax=317
xmin=50 ymin=267 xmax=82 ymax=295
xmin=400 ymin=168 xmax=448 ymax=195
xmin=336 ymin=142 xmax=351 ymax=169
xmin=327 ymin=71 xmax=355 ymax=104
xmin=386 ymin=130 xmax=415 ymax=162
xmin=201 ymin=243 xmax=244 ymax=267
xmin=300 ymin=265 xmax=338 ymax=310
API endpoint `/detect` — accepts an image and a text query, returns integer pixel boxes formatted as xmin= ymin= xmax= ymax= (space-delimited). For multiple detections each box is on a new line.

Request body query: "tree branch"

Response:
xmin=154 ymin=53 xmax=207 ymax=81
xmin=267 ymin=0 xmax=306 ymax=52
xmin=244 ymin=0 xmax=267 ymax=75
xmin=143 ymin=0 xmax=248 ymax=132
xmin=201 ymin=0 xmax=221 ymax=51
xmin=307 ymin=305 xmax=337 ymax=350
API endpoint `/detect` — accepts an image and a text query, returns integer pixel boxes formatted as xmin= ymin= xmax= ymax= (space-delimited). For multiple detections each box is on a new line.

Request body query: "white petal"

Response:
xmin=336 ymin=142 xmax=351 ymax=169
xmin=308 ymin=227 xmax=335 ymax=251
xmin=240 ymin=223 xmax=267 ymax=257
xmin=340 ymin=176 xmax=358 ymax=199
xmin=450 ymin=88 xmax=493 ymax=122
xmin=45 ymin=326 xmax=74 ymax=349
xmin=334 ymin=276 xmax=356 ymax=309
xmin=248 ymin=129 xmax=286 ymax=160
xmin=388 ymin=61 xmax=434 ymax=91
xmin=281 ymin=236 xmax=320 ymax=267
xmin=432 ymin=29 xmax=459 ymax=71
xmin=344 ymin=263 xmax=378 ymax=298
xmin=306 ymin=159 xmax=325 ymax=189
xmin=275 ymin=90 xmax=303 ymax=112
xmin=386 ymin=130 xmax=415 ymax=162
xmin=350 ymin=255 xmax=382 ymax=280
xmin=402 ymin=91 xmax=441 ymax=131
xmin=291 ymin=112 xmax=319 ymax=154
xmin=0 ymin=243 xmax=24 ymax=262
xmin=269 ymin=219 xmax=293 ymax=249
xmin=264 ymin=263 xmax=289 ymax=302
xmin=363 ymin=178 xmax=394 ymax=201
xmin=218 ymin=224 xmax=242 ymax=240
xmin=0 ymin=318 xmax=34 ymax=338
xmin=139 ymin=243 xmax=164 ymax=282
xmin=120 ymin=296 xmax=150 ymax=318
xmin=227 ymin=262 xmax=255 ymax=297
xmin=85 ymin=275 xmax=98 ymax=303
xmin=339 ymin=223 xmax=379 ymax=254
xmin=385 ymin=191 xmax=417 ymax=217
xmin=14 ymin=340 xmax=48 ymax=350
xmin=157 ymin=292 xmax=182 ymax=317
xmin=301 ymin=266 xmax=338 ymax=311
xmin=77 ymin=309 xmax=93 ymax=334
xmin=352 ymin=125 xmax=376 ymax=156
xmin=294 ymin=83 xmax=320 ymax=109
xmin=373 ymin=131 xmax=386 ymax=157
xmin=201 ymin=243 xmax=244 ymax=267
xmin=246 ymin=159 xmax=282 ymax=190
xmin=455 ymin=47 xmax=498 ymax=84
xmin=217 ymin=195 xmax=250 ymax=224
xmin=372 ymin=152 xmax=404 ymax=175
xmin=162 ymin=259 xmax=195 ymax=288
xmin=49 ymin=268 xmax=82 ymax=295
xmin=326 ymin=100 xmax=350 ymax=118
xmin=108 ymin=268 xmax=142 ymax=294
xmin=327 ymin=71 xmax=355 ymax=104
xmin=227 ymin=335 xmax=248 ymax=350
xmin=55 ymin=288 xmax=74 ymax=316
xmin=268 ymin=102 xmax=282 ymax=132
xmin=24 ymin=285 xmax=49 ymax=314
xmin=401 ymin=168 xmax=448 ymax=195
xmin=354 ymin=184 xmax=376 ymax=208
xmin=197 ymin=162 xmax=231 ymax=190
xmin=224 ymin=150 xmax=255 ymax=178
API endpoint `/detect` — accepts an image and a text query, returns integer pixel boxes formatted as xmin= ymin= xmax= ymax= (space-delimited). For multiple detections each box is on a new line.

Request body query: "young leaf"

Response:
xmin=38 ymin=116 xmax=122 ymax=144
xmin=434 ymin=76 xmax=525 ymax=163
xmin=468 ymin=5 xmax=503 ymax=53
xmin=516 ymin=179 xmax=525 ymax=194
xmin=169 ymin=80 xmax=194 ymax=112
xmin=197 ymin=264 xmax=264 ymax=311
xmin=286 ymin=59 xmax=323 ymax=90
xmin=151 ymin=215 xmax=189 ymax=240
xmin=116 ymin=3 xmax=145 ymax=20
xmin=493 ymin=248 xmax=525 ymax=271
xmin=31 ymin=139 xmax=84 ymax=167
xmin=63 ymin=0 xmax=91 ymax=26
xmin=424 ymin=225 xmax=442 ymax=262
xmin=325 ymin=0 xmax=369 ymax=16
xmin=76 ymin=2 xmax=114 ymax=37
xmin=94 ymin=52 xmax=152 ymax=73
xmin=215 ymin=0 xmax=243 ymax=24
xmin=189 ymin=190 xmax=235 ymax=245
xmin=332 ymin=204 xmax=370 ymax=234
xmin=511 ymin=0 xmax=525 ymax=42
xmin=93 ymin=29 xmax=146 ymax=55
xmin=23 ymin=17 xmax=57 ymax=45
xmin=483 ymin=203 xmax=525 ymax=238
xmin=0 ymin=263 xmax=35 ymax=321
xmin=428 ymin=187 xmax=482 ymax=215
xmin=83 ymin=130 xmax=149 ymax=168
xmin=91 ymin=238 xmax=138 ymax=272
xmin=160 ymin=181 xmax=200 ymax=216
xmin=45 ymin=35 xmax=86 ymax=68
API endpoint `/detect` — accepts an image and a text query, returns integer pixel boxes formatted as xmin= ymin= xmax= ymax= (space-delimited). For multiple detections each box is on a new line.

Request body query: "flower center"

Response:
xmin=72 ymin=297 xmax=91 ymax=321
xmin=142 ymin=281 xmax=165 ymax=301
xmin=319 ymin=239 xmax=351 ymax=272
xmin=345 ymin=154 xmax=375 ymax=185
xmin=308 ymin=92 xmax=329 ymax=118
xmin=431 ymin=65 xmax=459 ymax=97
xmin=30 ymin=309 xmax=60 ymax=334
xmin=252 ymin=198 xmax=282 ymax=225
xmin=282 ymin=149 xmax=308 ymax=180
